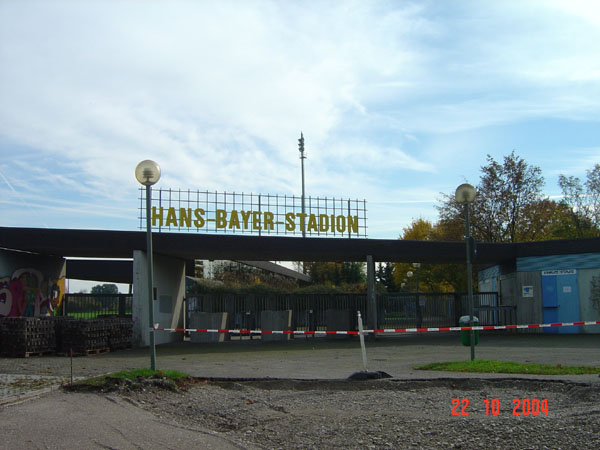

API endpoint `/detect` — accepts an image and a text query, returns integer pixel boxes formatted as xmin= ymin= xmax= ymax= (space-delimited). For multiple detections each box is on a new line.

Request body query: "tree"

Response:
xmin=304 ymin=261 xmax=365 ymax=286
xmin=402 ymin=217 xmax=434 ymax=241
xmin=557 ymin=164 xmax=600 ymax=238
xmin=391 ymin=218 xmax=464 ymax=292
xmin=91 ymin=283 xmax=119 ymax=308
xmin=376 ymin=262 xmax=396 ymax=292
xmin=438 ymin=151 xmax=546 ymax=243
xmin=91 ymin=284 xmax=118 ymax=295
xmin=340 ymin=262 xmax=365 ymax=284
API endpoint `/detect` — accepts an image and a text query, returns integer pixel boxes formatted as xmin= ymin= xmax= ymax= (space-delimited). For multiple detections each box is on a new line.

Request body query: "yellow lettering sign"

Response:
xmin=228 ymin=210 xmax=240 ymax=230
xmin=148 ymin=205 xmax=360 ymax=236
xmin=264 ymin=211 xmax=274 ymax=231
xmin=241 ymin=210 xmax=252 ymax=229
xmin=252 ymin=211 xmax=261 ymax=230
xmin=348 ymin=215 xmax=358 ymax=234
xmin=194 ymin=208 xmax=205 ymax=227
xmin=179 ymin=208 xmax=192 ymax=228
xmin=307 ymin=214 xmax=318 ymax=232
xmin=216 ymin=209 xmax=227 ymax=228
xmin=336 ymin=215 xmax=345 ymax=233
xmin=319 ymin=214 xmax=328 ymax=232
xmin=285 ymin=213 xmax=295 ymax=231
xmin=165 ymin=207 xmax=178 ymax=227
xmin=152 ymin=206 xmax=164 ymax=227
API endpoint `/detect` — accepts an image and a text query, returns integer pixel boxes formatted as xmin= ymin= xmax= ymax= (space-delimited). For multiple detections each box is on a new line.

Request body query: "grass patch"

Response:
xmin=65 ymin=311 xmax=132 ymax=319
xmin=414 ymin=360 xmax=600 ymax=375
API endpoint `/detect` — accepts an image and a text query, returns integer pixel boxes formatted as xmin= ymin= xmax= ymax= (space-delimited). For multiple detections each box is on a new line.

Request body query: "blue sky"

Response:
xmin=1 ymin=0 xmax=600 ymax=240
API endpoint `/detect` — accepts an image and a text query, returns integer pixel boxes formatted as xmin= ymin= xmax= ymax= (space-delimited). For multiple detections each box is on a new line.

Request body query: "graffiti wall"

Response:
xmin=0 ymin=249 xmax=66 ymax=317
xmin=0 ymin=268 xmax=65 ymax=317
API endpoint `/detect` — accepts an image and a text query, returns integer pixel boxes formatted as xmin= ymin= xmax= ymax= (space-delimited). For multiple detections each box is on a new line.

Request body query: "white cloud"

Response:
xmin=1 ymin=1 xmax=599 ymax=236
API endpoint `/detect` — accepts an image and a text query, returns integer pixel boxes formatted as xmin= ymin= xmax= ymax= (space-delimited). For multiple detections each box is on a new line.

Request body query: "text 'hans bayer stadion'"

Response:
xmin=139 ymin=189 xmax=368 ymax=237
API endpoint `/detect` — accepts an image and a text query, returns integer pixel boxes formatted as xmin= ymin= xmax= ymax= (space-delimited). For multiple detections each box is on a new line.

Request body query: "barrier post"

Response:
xmin=357 ymin=311 xmax=368 ymax=371
xmin=366 ymin=255 xmax=377 ymax=333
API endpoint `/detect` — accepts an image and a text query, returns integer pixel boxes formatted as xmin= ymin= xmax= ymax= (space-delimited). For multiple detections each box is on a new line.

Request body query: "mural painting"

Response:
xmin=0 ymin=268 xmax=65 ymax=317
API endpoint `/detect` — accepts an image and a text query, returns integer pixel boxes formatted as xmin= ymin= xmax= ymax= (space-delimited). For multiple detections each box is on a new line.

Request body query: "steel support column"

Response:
xmin=366 ymin=255 xmax=377 ymax=331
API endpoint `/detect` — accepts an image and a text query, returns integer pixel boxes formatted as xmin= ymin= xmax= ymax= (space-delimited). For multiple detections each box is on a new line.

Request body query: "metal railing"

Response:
xmin=186 ymin=292 xmax=512 ymax=332
xmin=459 ymin=292 xmax=516 ymax=326
xmin=60 ymin=292 xmax=510 ymax=328
xmin=62 ymin=294 xmax=132 ymax=319
xmin=186 ymin=294 xmax=370 ymax=332
xmin=380 ymin=293 xmax=460 ymax=329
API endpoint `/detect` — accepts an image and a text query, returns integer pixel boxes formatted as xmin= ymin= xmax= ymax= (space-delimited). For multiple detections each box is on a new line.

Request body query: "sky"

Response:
xmin=1 ymin=0 xmax=600 ymax=244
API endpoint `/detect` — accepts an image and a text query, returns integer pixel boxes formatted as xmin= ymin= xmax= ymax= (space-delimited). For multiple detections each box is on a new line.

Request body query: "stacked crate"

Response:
xmin=0 ymin=317 xmax=56 ymax=357
xmin=59 ymin=319 xmax=110 ymax=355
xmin=0 ymin=316 xmax=133 ymax=356
xmin=107 ymin=317 xmax=133 ymax=351
xmin=49 ymin=316 xmax=76 ymax=353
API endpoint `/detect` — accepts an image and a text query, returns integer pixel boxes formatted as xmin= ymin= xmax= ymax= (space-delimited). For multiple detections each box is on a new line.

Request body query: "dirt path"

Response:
xmin=5 ymin=377 xmax=597 ymax=450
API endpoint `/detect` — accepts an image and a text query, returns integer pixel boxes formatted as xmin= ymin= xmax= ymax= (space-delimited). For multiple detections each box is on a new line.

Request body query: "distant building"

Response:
xmin=479 ymin=253 xmax=600 ymax=334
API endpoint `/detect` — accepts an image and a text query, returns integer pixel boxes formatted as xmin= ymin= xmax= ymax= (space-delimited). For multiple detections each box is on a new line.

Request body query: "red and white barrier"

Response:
xmin=152 ymin=320 xmax=600 ymax=335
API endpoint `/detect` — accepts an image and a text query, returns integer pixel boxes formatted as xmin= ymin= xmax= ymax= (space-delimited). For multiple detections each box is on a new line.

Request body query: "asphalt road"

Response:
xmin=1 ymin=332 xmax=599 ymax=449
xmin=2 ymin=390 xmax=251 ymax=450
xmin=1 ymin=332 xmax=599 ymax=383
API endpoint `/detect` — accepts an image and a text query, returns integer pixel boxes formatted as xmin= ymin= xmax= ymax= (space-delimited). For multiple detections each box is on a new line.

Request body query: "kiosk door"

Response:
xmin=541 ymin=270 xmax=580 ymax=334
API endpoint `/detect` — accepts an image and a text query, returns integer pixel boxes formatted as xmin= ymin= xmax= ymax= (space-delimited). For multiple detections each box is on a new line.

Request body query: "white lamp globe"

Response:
xmin=135 ymin=160 xmax=161 ymax=186
xmin=455 ymin=183 xmax=476 ymax=204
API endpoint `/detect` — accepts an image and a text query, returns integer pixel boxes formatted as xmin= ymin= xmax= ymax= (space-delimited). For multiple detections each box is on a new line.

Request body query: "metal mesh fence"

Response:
xmin=61 ymin=294 xmax=132 ymax=319
xmin=138 ymin=188 xmax=368 ymax=238
xmin=185 ymin=292 xmax=509 ymax=332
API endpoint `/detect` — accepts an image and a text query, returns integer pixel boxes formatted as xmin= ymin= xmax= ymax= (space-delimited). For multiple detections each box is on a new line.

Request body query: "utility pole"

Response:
xmin=299 ymin=132 xmax=306 ymax=238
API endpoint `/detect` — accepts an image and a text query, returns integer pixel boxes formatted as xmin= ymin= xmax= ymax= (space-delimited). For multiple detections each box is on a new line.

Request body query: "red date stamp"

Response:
xmin=452 ymin=398 xmax=549 ymax=416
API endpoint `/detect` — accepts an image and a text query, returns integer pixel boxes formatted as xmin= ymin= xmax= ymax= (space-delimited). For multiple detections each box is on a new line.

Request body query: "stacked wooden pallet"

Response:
xmin=0 ymin=317 xmax=56 ymax=357
xmin=58 ymin=319 xmax=110 ymax=355
xmin=107 ymin=317 xmax=133 ymax=351
xmin=0 ymin=316 xmax=133 ymax=357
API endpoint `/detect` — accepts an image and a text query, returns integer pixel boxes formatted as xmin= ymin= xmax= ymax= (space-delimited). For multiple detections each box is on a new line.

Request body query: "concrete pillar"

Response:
xmin=132 ymin=251 xmax=185 ymax=347
xmin=0 ymin=248 xmax=66 ymax=317
xmin=189 ymin=312 xmax=230 ymax=343
xmin=366 ymin=255 xmax=377 ymax=330
xmin=260 ymin=310 xmax=293 ymax=342
xmin=325 ymin=309 xmax=352 ymax=339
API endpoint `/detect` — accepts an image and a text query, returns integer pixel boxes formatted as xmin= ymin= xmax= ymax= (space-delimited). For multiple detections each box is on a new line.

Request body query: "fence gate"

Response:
xmin=62 ymin=293 xmax=132 ymax=319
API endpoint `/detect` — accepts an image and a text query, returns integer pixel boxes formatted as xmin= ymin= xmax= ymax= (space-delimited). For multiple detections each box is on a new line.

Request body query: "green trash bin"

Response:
xmin=459 ymin=315 xmax=479 ymax=346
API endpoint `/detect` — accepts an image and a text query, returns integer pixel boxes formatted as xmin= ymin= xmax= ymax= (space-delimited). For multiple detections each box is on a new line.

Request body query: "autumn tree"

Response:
xmin=438 ymin=151 xmax=547 ymax=243
xmin=557 ymin=164 xmax=600 ymax=238
xmin=391 ymin=218 xmax=464 ymax=292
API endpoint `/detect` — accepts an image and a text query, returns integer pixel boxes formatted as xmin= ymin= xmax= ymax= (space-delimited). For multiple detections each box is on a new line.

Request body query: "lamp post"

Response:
xmin=406 ymin=270 xmax=413 ymax=292
xmin=298 ymin=132 xmax=306 ymax=238
xmin=413 ymin=262 xmax=422 ymax=328
xmin=455 ymin=183 xmax=477 ymax=361
xmin=135 ymin=160 xmax=161 ymax=371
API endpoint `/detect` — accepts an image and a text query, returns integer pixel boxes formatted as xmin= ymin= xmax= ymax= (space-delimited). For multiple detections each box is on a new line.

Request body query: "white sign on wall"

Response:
xmin=541 ymin=269 xmax=576 ymax=276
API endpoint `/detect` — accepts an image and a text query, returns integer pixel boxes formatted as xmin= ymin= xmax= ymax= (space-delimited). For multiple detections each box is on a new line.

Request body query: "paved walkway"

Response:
xmin=1 ymin=332 xmax=599 ymax=404
xmin=1 ymin=332 xmax=598 ymax=449
xmin=0 ymin=374 xmax=70 ymax=406
xmin=1 ymin=390 xmax=248 ymax=450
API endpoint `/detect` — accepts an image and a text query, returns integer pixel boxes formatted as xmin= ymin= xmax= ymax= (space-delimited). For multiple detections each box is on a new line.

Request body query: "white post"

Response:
xmin=357 ymin=311 xmax=368 ymax=372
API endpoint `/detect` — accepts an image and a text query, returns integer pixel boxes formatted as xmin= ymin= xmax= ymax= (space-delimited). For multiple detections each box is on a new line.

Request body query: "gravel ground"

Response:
xmin=91 ymin=377 xmax=600 ymax=449
xmin=3 ymin=334 xmax=599 ymax=448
